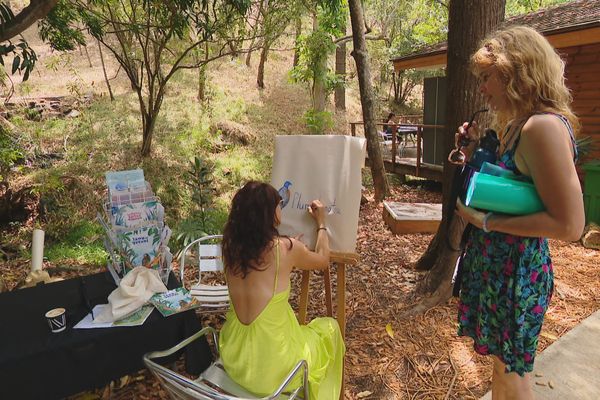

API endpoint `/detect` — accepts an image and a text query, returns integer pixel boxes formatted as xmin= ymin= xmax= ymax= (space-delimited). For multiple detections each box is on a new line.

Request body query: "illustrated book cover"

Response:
xmin=149 ymin=287 xmax=201 ymax=316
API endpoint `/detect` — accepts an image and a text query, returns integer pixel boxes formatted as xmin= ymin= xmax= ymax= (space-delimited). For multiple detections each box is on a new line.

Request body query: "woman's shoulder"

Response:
xmin=521 ymin=113 xmax=570 ymax=141
xmin=278 ymin=236 xmax=310 ymax=259
xmin=518 ymin=112 xmax=575 ymax=159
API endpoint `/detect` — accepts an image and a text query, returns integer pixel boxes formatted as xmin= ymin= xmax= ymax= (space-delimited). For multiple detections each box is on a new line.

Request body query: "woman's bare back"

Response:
xmin=226 ymin=238 xmax=293 ymax=325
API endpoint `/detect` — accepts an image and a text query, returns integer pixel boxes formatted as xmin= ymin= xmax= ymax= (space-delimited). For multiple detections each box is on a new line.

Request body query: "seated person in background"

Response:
xmin=219 ymin=181 xmax=345 ymax=399
xmin=382 ymin=112 xmax=397 ymax=140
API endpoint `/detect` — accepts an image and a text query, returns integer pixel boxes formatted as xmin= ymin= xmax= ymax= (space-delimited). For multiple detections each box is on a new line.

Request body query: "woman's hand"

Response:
xmin=454 ymin=121 xmax=480 ymax=148
xmin=308 ymin=200 xmax=326 ymax=226
xmin=455 ymin=198 xmax=487 ymax=230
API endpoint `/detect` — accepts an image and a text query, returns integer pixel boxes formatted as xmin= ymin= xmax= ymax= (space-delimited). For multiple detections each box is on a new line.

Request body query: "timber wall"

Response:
xmin=562 ymin=42 xmax=600 ymax=161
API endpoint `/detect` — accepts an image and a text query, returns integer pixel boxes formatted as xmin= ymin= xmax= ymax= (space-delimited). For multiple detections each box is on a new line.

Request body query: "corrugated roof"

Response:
xmin=392 ymin=0 xmax=600 ymax=62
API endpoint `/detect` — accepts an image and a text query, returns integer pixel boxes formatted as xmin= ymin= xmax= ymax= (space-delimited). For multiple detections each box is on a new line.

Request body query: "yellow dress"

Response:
xmin=219 ymin=241 xmax=345 ymax=399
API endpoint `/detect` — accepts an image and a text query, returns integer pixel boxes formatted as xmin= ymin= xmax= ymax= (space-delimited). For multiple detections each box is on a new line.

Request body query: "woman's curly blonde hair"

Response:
xmin=471 ymin=25 xmax=579 ymax=136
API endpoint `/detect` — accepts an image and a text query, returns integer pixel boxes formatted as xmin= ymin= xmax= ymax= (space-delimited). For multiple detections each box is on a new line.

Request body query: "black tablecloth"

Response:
xmin=0 ymin=271 xmax=212 ymax=400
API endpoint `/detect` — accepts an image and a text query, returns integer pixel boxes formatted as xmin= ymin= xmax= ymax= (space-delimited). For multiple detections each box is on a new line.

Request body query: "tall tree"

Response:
xmin=410 ymin=0 xmax=505 ymax=313
xmin=256 ymin=0 xmax=298 ymax=89
xmin=364 ymin=0 xmax=447 ymax=110
xmin=347 ymin=0 xmax=388 ymax=201
xmin=290 ymin=2 xmax=345 ymax=134
xmin=43 ymin=0 xmax=253 ymax=157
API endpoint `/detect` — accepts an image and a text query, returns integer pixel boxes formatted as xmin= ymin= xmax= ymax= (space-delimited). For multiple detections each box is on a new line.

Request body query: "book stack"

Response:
xmin=98 ymin=169 xmax=173 ymax=285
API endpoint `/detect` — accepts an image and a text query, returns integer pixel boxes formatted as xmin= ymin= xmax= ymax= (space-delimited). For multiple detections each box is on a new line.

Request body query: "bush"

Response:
xmin=0 ymin=128 xmax=24 ymax=181
xmin=303 ymin=109 xmax=333 ymax=135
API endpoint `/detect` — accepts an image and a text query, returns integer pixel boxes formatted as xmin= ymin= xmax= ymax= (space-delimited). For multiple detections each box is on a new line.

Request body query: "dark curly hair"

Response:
xmin=222 ymin=181 xmax=290 ymax=278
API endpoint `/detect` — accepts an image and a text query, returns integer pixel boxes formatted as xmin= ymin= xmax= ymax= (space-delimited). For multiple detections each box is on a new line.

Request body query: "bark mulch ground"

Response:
xmin=1 ymin=183 xmax=598 ymax=400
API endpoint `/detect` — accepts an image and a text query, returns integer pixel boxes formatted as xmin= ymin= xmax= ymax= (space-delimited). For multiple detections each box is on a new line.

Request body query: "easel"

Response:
xmin=297 ymin=251 xmax=359 ymax=400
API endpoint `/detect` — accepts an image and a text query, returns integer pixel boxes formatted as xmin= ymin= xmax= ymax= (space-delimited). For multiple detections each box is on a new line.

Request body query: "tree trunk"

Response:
xmin=141 ymin=112 xmax=156 ymax=157
xmin=310 ymin=15 xmax=327 ymax=113
xmin=0 ymin=0 xmax=58 ymax=42
xmin=334 ymin=18 xmax=347 ymax=111
xmin=97 ymin=40 xmax=114 ymax=101
xmin=228 ymin=40 xmax=239 ymax=59
xmin=312 ymin=73 xmax=327 ymax=112
xmin=293 ymin=17 xmax=302 ymax=68
xmin=348 ymin=0 xmax=389 ymax=202
xmin=257 ymin=44 xmax=269 ymax=89
xmin=245 ymin=1 xmax=261 ymax=67
xmin=245 ymin=43 xmax=254 ymax=67
xmin=198 ymin=64 xmax=207 ymax=101
xmin=140 ymin=96 xmax=163 ymax=157
xmin=411 ymin=0 xmax=505 ymax=312
xmin=198 ymin=42 xmax=209 ymax=102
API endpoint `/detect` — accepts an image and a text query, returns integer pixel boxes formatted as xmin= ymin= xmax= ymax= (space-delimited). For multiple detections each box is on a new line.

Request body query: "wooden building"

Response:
xmin=391 ymin=0 xmax=600 ymax=162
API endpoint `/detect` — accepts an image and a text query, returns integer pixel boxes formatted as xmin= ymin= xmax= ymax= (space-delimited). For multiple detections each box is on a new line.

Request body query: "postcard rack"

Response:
xmin=98 ymin=169 xmax=173 ymax=285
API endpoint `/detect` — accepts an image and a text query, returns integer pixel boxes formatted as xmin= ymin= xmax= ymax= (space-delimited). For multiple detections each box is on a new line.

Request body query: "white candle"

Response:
xmin=31 ymin=229 xmax=45 ymax=272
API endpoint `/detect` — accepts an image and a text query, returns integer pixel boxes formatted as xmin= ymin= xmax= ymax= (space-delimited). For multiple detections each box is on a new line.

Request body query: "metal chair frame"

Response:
xmin=179 ymin=235 xmax=229 ymax=312
xmin=144 ymin=327 xmax=309 ymax=400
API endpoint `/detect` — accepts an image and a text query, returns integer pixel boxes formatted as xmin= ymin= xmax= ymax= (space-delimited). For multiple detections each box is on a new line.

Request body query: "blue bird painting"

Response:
xmin=278 ymin=181 xmax=292 ymax=209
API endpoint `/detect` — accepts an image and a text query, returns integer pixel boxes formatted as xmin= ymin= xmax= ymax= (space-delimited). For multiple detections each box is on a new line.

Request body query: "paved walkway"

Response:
xmin=481 ymin=310 xmax=600 ymax=399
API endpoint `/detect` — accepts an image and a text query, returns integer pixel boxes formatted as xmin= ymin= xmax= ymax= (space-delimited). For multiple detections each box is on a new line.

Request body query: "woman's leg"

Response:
xmin=493 ymin=356 xmax=535 ymax=400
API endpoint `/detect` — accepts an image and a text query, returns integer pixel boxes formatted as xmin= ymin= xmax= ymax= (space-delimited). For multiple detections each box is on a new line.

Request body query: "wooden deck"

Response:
xmin=384 ymin=158 xmax=443 ymax=182
xmin=365 ymin=155 xmax=444 ymax=182
xmin=351 ymin=120 xmax=445 ymax=183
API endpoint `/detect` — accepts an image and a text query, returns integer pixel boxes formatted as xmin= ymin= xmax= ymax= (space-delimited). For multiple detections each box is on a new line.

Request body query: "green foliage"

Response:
xmin=212 ymin=147 xmax=269 ymax=189
xmin=39 ymin=2 xmax=87 ymax=51
xmin=364 ymin=0 xmax=570 ymax=112
xmin=174 ymin=156 xmax=218 ymax=250
xmin=291 ymin=30 xmax=336 ymax=85
xmin=505 ymin=0 xmax=570 ymax=17
xmin=44 ymin=221 xmax=107 ymax=266
xmin=34 ymin=0 xmax=255 ymax=156
xmin=316 ymin=0 xmax=347 ymax=37
xmin=172 ymin=218 xmax=209 ymax=251
xmin=187 ymin=156 xmax=215 ymax=227
xmin=303 ymin=109 xmax=334 ymax=134
xmin=0 ymin=4 xmax=38 ymax=81
xmin=0 ymin=128 xmax=24 ymax=181
xmin=290 ymin=3 xmax=346 ymax=129
xmin=364 ymin=0 xmax=447 ymax=109
xmin=0 ymin=39 xmax=37 ymax=82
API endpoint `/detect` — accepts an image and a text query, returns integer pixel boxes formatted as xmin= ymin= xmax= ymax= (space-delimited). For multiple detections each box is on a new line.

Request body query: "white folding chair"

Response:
xmin=144 ymin=326 xmax=309 ymax=400
xmin=179 ymin=235 xmax=229 ymax=312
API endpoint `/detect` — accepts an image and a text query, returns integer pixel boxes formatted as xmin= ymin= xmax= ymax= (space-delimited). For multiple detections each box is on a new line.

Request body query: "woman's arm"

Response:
xmin=457 ymin=115 xmax=585 ymax=241
xmin=290 ymin=200 xmax=330 ymax=270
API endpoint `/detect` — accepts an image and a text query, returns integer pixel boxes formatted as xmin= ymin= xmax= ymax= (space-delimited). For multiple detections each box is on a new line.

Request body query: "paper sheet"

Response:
xmin=73 ymin=304 xmax=154 ymax=329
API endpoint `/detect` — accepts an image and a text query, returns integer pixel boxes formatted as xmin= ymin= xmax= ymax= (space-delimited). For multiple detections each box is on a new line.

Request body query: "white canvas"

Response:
xmin=271 ymin=135 xmax=366 ymax=253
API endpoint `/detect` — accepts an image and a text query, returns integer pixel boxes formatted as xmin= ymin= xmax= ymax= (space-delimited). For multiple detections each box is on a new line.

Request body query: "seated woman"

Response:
xmin=382 ymin=112 xmax=396 ymax=140
xmin=219 ymin=181 xmax=345 ymax=399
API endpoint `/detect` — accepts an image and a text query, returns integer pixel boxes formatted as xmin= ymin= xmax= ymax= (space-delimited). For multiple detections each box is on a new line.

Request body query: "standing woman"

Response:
xmin=455 ymin=26 xmax=585 ymax=399
xmin=219 ymin=181 xmax=345 ymax=399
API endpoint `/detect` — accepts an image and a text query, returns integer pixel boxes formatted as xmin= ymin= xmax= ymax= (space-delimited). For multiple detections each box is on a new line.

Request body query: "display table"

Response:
xmin=0 ymin=271 xmax=212 ymax=400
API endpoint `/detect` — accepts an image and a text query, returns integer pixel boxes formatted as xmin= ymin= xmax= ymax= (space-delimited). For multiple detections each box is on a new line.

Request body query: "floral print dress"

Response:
xmin=457 ymin=113 xmax=577 ymax=376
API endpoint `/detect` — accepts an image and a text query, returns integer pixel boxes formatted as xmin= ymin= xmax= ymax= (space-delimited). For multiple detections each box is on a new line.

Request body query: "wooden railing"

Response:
xmin=349 ymin=121 xmax=445 ymax=178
